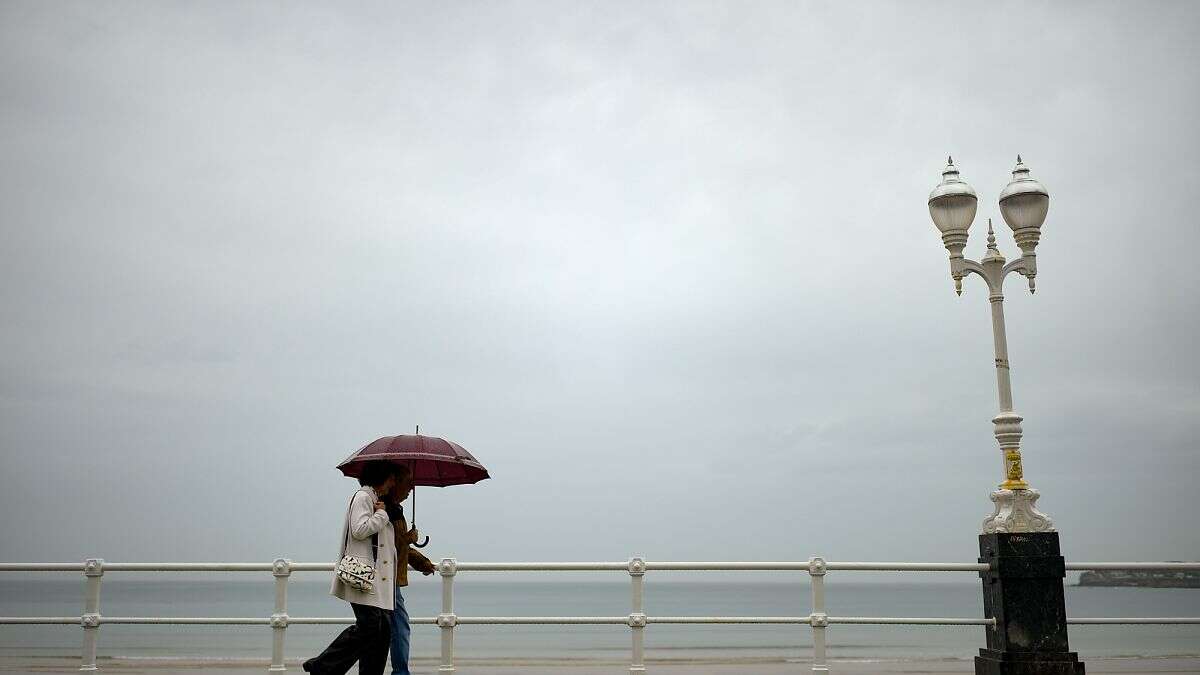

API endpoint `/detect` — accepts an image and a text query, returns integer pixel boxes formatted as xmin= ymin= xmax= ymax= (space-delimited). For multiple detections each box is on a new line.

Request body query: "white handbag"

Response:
xmin=334 ymin=491 xmax=379 ymax=593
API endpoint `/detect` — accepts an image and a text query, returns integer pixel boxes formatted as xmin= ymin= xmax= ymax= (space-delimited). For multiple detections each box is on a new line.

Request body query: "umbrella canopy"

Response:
xmin=337 ymin=434 xmax=490 ymax=487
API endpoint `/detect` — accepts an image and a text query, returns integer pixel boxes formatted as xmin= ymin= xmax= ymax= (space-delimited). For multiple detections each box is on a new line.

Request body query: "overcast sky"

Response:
xmin=1 ymin=1 xmax=1197 ymax=572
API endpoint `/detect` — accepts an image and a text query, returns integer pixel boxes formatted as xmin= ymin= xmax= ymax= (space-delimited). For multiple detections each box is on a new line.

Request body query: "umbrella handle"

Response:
xmin=409 ymin=481 xmax=428 ymax=548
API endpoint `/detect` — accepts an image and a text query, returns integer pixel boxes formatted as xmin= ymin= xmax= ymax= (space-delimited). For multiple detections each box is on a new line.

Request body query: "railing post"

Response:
xmin=627 ymin=556 xmax=647 ymax=674
xmin=808 ymin=556 xmax=829 ymax=674
xmin=437 ymin=558 xmax=458 ymax=674
xmin=268 ymin=558 xmax=291 ymax=672
xmin=80 ymin=558 xmax=104 ymax=672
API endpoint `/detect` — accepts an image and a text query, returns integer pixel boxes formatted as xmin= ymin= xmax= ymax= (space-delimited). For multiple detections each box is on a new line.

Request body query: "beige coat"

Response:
xmin=329 ymin=486 xmax=398 ymax=611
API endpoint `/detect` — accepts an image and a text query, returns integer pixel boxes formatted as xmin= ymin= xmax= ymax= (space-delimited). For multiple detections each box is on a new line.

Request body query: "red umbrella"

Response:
xmin=336 ymin=430 xmax=489 ymax=547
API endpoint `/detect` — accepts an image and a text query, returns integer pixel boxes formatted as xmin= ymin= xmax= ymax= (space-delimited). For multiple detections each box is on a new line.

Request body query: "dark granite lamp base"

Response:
xmin=976 ymin=532 xmax=1085 ymax=674
xmin=975 ymin=648 xmax=1085 ymax=674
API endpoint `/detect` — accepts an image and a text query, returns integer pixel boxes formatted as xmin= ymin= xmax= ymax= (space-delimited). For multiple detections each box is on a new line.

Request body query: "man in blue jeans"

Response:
xmin=384 ymin=468 xmax=436 ymax=675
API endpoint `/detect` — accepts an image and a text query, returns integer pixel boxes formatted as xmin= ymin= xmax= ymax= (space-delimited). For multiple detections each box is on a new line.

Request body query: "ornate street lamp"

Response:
xmin=929 ymin=157 xmax=1084 ymax=674
xmin=928 ymin=156 xmax=1053 ymax=534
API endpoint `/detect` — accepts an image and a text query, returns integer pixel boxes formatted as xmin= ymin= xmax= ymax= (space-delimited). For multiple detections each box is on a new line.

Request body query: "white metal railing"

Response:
xmin=2 ymin=559 xmax=1199 ymax=673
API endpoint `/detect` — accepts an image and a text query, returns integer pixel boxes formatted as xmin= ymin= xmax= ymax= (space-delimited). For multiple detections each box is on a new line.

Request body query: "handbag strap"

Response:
xmin=342 ymin=489 xmax=381 ymax=564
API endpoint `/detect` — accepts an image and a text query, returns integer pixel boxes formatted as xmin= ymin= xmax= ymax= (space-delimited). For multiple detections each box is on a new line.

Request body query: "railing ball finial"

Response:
xmin=628 ymin=557 xmax=646 ymax=577
xmin=808 ymin=556 xmax=827 ymax=577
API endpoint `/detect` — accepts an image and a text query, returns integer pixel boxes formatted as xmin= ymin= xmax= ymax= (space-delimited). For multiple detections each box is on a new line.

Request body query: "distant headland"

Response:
xmin=1078 ymin=567 xmax=1200 ymax=588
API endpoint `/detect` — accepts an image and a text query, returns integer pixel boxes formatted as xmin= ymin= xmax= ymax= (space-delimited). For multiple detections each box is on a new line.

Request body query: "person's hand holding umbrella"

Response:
xmin=400 ymin=525 xmax=420 ymax=547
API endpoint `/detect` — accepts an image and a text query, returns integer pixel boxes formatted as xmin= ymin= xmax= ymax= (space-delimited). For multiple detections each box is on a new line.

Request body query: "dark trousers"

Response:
xmin=305 ymin=603 xmax=392 ymax=675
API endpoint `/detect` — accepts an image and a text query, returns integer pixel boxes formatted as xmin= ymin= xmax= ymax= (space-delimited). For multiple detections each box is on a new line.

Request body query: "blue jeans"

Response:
xmin=389 ymin=584 xmax=411 ymax=675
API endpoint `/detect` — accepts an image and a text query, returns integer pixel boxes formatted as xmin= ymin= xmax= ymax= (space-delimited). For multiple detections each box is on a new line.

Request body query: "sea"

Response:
xmin=2 ymin=576 xmax=1198 ymax=665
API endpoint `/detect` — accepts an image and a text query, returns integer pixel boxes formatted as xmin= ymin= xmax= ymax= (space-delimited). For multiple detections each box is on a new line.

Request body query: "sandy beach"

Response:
xmin=3 ymin=657 xmax=1200 ymax=674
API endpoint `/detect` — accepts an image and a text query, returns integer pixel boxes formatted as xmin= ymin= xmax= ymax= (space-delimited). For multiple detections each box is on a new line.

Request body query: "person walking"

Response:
xmin=304 ymin=461 xmax=399 ymax=675
xmin=382 ymin=466 xmax=437 ymax=675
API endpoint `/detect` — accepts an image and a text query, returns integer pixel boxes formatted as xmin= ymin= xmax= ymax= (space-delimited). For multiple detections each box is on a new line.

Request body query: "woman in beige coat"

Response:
xmin=304 ymin=461 xmax=400 ymax=675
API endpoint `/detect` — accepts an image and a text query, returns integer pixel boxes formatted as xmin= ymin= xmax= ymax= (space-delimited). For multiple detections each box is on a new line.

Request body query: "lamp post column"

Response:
xmin=988 ymin=289 xmax=1028 ymax=490
xmin=975 ymin=223 xmax=1050 ymax=534
xmin=985 ymin=230 xmax=1025 ymax=485
xmin=990 ymin=291 xmax=1013 ymax=413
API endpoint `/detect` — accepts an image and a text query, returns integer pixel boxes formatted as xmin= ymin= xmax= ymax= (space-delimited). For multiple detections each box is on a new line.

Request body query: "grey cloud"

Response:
xmin=1 ymin=1 xmax=1197 ymax=569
